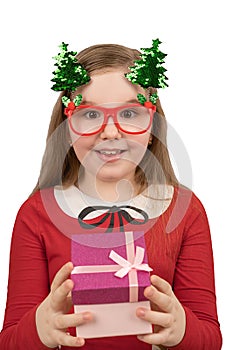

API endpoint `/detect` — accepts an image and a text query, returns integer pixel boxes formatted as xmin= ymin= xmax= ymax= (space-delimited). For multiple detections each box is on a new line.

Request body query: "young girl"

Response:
xmin=0 ymin=40 xmax=222 ymax=349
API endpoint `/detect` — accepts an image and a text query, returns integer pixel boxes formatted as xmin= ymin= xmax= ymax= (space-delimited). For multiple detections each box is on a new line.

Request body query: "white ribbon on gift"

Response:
xmin=109 ymin=246 xmax=152 ymax=278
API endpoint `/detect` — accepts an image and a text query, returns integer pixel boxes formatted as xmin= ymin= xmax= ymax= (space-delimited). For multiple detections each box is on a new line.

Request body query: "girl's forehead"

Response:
xmin=76 ymin=70 xmax=145 ymax=104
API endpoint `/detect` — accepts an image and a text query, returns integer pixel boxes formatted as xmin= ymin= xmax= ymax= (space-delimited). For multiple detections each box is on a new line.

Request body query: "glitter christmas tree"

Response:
xmin=125 ymin=39 xmax=168 ymax=89
xmin=51 ymin=42 xmax=90 ymax=92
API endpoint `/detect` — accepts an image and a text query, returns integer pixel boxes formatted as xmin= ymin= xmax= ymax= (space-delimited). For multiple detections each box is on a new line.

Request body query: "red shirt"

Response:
xmin=0 ymin=186 xmax=222 ymax=349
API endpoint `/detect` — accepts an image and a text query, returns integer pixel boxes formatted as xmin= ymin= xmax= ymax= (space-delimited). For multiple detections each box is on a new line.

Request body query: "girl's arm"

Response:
xmin=0 ymin=196 xmax=51 ymax=349
xmin=0 ymin=194 xmax=91 ymax=349
xmin=172 ymin=195 xmax=222 ymax=349
xmin=137 ymin=193 xmax=222 ymax=349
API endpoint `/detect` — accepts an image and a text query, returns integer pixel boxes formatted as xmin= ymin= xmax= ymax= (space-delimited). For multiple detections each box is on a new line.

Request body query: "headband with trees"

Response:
xmin=51 ymin=39 xmax=168 ymax=112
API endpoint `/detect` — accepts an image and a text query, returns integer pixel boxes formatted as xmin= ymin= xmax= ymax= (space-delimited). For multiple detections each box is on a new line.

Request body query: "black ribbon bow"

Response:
xmin=78 ymin=205 xmax=149 ymax=232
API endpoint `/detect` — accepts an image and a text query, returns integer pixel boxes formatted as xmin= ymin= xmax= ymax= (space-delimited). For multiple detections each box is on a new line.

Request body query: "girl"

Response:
xmin=0 ymin=40 xmax=222 ymax=349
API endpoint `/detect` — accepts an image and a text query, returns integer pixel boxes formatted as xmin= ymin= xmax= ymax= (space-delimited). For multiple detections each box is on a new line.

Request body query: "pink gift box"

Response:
xmin=74 ymin=301 xmax=152 ymax=338
xmin=71 ymin=231 xmax=153 ymax=338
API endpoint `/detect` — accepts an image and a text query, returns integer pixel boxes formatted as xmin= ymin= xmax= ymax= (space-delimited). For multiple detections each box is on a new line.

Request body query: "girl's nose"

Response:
xmin=100 ymin=117 xmax=122 ymax=140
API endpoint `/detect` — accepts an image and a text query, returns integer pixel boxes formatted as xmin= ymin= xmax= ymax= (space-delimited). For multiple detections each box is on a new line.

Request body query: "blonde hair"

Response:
xmin=30 ymin=43 xmax=178 ymax=196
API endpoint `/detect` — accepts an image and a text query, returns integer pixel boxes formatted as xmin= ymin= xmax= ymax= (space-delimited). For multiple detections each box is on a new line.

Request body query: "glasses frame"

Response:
xmin=67 ymin=103 xmax=155 ymax=136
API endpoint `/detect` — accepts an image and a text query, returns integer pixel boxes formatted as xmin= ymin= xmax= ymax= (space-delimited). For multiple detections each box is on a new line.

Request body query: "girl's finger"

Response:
xmin=53 ymin=330 xmax=85 ymax=348
xmin=136 ymin=308 xmax=173 ymax=329
xmin=51 ymin=262 xmax=74 ymax=293
xmin=51 ymin=279 xmax=74 ymax=310
xmin=55 ymin=312 xmax=93 ymax=330
xmin=150 ymin=275 xmax=173 ymax=296
xmin=137 ymin=328 xmax=170 ymax=346
xmin=144 ymin=285 xmax=172 ymax=313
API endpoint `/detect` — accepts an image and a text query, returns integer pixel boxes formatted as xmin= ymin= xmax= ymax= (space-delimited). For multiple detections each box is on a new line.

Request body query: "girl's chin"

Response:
xmin=95 ymin=164 xmax=136 ymax=183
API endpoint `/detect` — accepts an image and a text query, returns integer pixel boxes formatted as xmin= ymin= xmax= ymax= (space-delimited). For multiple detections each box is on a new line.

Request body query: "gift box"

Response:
xmin=71 ymin=231 xmax=153 ymax=338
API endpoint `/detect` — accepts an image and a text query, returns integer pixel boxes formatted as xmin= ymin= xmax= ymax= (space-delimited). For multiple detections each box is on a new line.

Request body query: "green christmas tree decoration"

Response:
xmin=149 ymin=92 xmax=158 ymax=104
xmin=61 ymin=94 xmax=83 ymax=108
xmin=73 ymin=94 xmax=83 ymax=107
xmin=125 ymin=39 xmax=168 ymax=89
xmin=61 ymin=96 xmax=70 ymax=107
xmin=51 ymin=42 xmax=90 ymax=92
xmin=137 ymin=93 xmax=147 ymax=105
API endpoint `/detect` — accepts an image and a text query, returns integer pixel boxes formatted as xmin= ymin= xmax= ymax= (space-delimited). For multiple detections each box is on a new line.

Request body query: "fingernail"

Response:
xmin=146 ymin=287 xmax=154 ymax=297
xmin=66 ymin=279 xmax=74 ymax=290
xmin=151 ymin=275 xmax=156 ymax=283
xmin=83 ymin=312 xmax=92 ymax=321
xmin=137 ymin=308 xmax=145 ymax=317
xmin=76 ymin=337 xmax=84 ymax=346
xmin=67 ymin=261 xmax=73 ymax=270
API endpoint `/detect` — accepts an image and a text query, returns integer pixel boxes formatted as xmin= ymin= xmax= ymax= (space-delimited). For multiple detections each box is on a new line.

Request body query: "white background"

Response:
xmin=0 ymin=0 xmax=232 ymax=348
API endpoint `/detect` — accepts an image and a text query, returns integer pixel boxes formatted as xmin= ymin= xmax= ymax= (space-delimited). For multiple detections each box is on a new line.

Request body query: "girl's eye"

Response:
xmin=84 ymin=110 xmax=100 ymax=119
xmin=120 ymin=109 xmax=136 ymax=118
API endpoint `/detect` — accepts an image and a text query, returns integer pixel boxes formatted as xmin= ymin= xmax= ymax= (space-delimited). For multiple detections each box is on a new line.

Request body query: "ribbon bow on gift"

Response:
xmin=109 ymin=246 xmax=152 ymax=278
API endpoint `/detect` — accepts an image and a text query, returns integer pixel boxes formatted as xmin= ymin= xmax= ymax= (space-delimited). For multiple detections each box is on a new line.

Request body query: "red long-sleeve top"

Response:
xmin=0 ymin=185 xmax=222 ymax=349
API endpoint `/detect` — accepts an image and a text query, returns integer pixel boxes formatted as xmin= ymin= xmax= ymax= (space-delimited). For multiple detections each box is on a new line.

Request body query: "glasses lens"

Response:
xmin=70 ymin=108 xmax=104 ymax=134
xmin=117 ymin=106 xmax=151 ymax=133
xmin=69 ymin=104 xmax=151 ymax=135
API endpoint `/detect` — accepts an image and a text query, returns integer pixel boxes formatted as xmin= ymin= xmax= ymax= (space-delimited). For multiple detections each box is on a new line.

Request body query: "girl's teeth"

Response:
xmin=99 ymin=150 xmax=120 ymax=155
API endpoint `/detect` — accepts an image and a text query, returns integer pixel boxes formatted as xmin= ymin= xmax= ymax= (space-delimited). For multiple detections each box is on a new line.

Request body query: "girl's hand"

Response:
xmin=36 ymin=262 xmax=93 ymax=348
xmin=136 ymin=275 xmax=186 ymax=348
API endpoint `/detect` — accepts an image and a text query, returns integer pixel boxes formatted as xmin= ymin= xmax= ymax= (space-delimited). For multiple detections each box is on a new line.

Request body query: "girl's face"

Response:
xmin=70 ymin=70 xmax=151 ymax=186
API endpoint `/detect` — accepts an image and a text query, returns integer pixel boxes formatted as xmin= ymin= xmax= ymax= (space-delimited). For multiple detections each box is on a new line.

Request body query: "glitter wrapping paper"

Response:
xmin=71 ymin=231 xmax=152 ymax=305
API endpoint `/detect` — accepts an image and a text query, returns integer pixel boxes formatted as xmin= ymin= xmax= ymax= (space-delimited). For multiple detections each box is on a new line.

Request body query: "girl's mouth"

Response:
xmin=95 ymin=149 xmax=126 ymax=162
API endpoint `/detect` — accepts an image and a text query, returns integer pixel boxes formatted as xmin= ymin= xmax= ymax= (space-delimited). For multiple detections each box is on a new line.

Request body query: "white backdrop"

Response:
xmin=0 ymin=1 xmax=232 ymax=348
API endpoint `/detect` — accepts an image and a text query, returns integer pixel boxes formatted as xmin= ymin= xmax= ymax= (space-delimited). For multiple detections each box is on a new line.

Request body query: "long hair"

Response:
xmin=30 ymin=43 xmax=178 ymax=196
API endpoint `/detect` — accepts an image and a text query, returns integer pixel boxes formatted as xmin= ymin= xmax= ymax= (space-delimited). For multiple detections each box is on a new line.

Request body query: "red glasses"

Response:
xmin=66 ymin=103 xmax=156 ymax=136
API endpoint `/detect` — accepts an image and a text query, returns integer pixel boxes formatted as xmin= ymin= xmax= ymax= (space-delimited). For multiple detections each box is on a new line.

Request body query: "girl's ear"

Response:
xmin=148 ymin=135 xmax=153 ymax=145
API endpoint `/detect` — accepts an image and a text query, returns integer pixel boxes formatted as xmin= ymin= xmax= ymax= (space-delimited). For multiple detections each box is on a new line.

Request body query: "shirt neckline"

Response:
xmin=53 ymin=184 xmax=175 ymax=220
